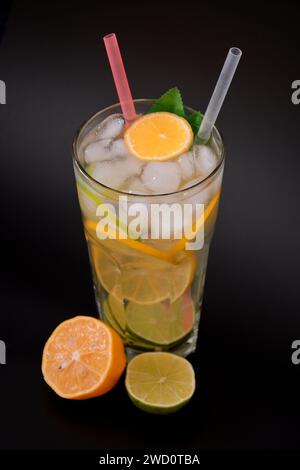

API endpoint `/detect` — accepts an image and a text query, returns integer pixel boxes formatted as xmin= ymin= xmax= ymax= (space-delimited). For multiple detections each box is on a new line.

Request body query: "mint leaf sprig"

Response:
xmin=147 ymin=87 xmax=203 ymax=137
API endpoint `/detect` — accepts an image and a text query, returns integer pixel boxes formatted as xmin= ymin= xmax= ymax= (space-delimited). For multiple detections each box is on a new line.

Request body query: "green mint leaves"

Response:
xmin=148 ymin=87 xmax=185 ymax=117
xmin=148 ymin=87 xmax=203 ymax=137
xmin=186 ymin=112 xmax=202 ymax=136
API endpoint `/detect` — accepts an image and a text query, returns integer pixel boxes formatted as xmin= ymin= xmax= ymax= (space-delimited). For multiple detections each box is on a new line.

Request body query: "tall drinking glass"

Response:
xmin=73 ymin=100 xmax=224 ymax=359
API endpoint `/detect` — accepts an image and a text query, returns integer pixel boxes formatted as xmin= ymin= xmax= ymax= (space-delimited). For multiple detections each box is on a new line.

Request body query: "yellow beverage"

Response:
xmin=73 ymin=100 xmax=224 ymax=358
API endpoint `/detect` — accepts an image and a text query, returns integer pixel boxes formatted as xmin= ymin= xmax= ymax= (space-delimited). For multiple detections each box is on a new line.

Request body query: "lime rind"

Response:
xmin=104 ymin=297 xmax=157 ymax=350
xmin=108 ymin=293 xmax=126 ymax=331
xmin=125 ymin=333 xmax=158 ymax=351
xmin=77 ymin=179 xmax=136 ymax=239
xmin=103 ymin=300 xmax=124 ymax=338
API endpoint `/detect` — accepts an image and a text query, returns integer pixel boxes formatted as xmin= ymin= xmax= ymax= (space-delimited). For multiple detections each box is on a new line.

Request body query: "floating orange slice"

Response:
xmin=42 ymin=316 xmax=126 ymax=399
xmin=124 ymin=112 xmax=193 ymax=161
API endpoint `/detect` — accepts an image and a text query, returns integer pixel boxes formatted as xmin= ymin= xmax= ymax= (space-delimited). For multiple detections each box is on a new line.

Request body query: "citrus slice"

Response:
xmin=103 ymin=300 xmax=124 ymax=338
xmin=92 ymin=246 xmax=124 ymax=302
xmin=105 ymin=296 xmax=159 ymax=351
xmin=92 ymin=244 xmax=195 ymax=305
xmin=125 ymin=352 xmax=195 ymax=414
xmin=77 ymin=185 xmax=98 ymax=220
xmin=126 ymin=289 xmax=195 ymax=346
xmin=125 ymin=332 xmax=158 ymax=351
xmin=86 ymin=220 xmax=173 ymax=263
xmin=169 ymin=190 xmax=221 ymax=256
xmin=124 ymin=112 xmax=193 ymax=161
xmin=120 ymin=253 xmax=195 ymax=305
xmin=83 ymin=189 xmax=221 ymax=265
xmin=42 ymin=316 xmax=126 ymax=399
xmin=108 ymin=293 xmax=126 ymax=330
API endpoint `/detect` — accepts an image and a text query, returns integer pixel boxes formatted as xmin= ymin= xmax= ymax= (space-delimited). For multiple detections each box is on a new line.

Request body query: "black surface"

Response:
xmin=0 ymin=0 xmax=299 ymax=451
xmin=0 ymin=1 xmax=11 ymax=46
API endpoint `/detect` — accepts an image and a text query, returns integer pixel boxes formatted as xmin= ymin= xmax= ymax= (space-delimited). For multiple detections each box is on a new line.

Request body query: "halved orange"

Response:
xmin=42 ymin=316 xmax=126 ymax=399
xmin=124 ymin=112 xmax=193 ymax=161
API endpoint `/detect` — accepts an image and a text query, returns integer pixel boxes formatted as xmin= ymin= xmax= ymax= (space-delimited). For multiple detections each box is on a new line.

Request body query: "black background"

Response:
xmin=0 ymin=0 xmax=299 ymax=451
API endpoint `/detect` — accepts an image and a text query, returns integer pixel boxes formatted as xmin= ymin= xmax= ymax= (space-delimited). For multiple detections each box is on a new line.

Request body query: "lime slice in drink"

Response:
xmin=77 ymin=184 xmax=98 ymax=219
xmin=104 ymin=299 xmax=153 ymax=349
xmin=126 ymin=289 xmax=195 ymax=346
xmin=104 ymin=298 xmax=158 ymax=350
xmin=103 ymin=300 xmax=124 ymax=338
xmin=107 ymin=294 xmax=166 ymax=351
xmin=125 ymin=332 xmax=158 ymax=351
xmin=108 ymin=293 xmax=126 ymax=330
xmin=125 ymin=352 xmax=195 ymax=414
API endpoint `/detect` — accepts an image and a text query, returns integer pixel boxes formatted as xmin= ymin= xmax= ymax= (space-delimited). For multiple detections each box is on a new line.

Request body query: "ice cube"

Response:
xmin=87 ymin=157 xmax=142 ymax=191
xmin=176 ymin=151 xmax=195 ymax=180
xmin=87 ymin=161 xmax=126 ymax=189
xmin=95 ymin=114 xmax=125 ymax=140
xmin=126 ymin=176 xmax=147 ymax=194
xmin=111 ymin=138 xmax=131 ymax=157
xmin=141 ymin=162 xmax=181 ymax=194
xmin=193 ymin=144 xmax=217 ymax=176
xmin=125 ymin=153 xmax=144 ymax=176
xmin=84 ymin=137 xmax=134 ymax=165
xmin=84 ymin=139 xmax=113 ymax=164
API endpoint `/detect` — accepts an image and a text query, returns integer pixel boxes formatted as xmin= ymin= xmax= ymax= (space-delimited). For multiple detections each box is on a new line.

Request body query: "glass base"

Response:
xmin=95 ymin=290 xmax=200 ymax=360
xmin=125 ymin=328 xmax=198 ymax=361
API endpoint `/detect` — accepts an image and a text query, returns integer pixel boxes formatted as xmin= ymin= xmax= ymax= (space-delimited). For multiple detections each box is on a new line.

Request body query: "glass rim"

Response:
xmin=72 ymin=99 xmax=225 ymax=198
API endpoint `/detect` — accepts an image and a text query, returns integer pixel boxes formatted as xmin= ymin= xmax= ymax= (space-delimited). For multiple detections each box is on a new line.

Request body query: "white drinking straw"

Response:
xmin=198 ymin=47 xmax=242 ymax=142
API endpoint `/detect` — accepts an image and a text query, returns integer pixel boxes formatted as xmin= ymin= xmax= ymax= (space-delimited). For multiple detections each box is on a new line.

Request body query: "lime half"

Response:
xmin=125 ymin=352 xmax=195 ymax=414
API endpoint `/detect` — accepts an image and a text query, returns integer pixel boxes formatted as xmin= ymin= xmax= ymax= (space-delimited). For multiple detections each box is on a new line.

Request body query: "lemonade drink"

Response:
xmin=73 ymin=99 xmax=224 ymax=358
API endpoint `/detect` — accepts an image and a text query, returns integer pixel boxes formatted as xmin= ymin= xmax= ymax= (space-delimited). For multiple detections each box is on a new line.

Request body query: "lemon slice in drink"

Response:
xmin=92 ymin=244 xmax=195 ymax=305
xmin=126 ymin=289 xmax=195 ymax=346
xmin=92 ymin=246 xmax=123 ymax=302
xmin=125 ymin=352 xmax=195 ymax=414
xmin=121 ymin=253 xmax=195 ymax=305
